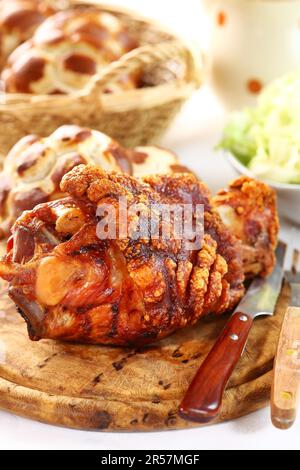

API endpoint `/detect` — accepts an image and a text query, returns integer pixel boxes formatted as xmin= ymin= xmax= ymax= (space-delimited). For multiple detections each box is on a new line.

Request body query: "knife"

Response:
xmin=179 ymin=241 xmax=287 ymax=424
xmin=271 ymin=249 xmax=300 ymax=429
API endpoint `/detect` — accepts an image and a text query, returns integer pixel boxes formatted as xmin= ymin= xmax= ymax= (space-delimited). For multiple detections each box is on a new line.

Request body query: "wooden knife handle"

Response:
xmin=271 ymin=306 xmax=300 ymax=430
xmin=179 ymin=311 xmax=253 ymax=423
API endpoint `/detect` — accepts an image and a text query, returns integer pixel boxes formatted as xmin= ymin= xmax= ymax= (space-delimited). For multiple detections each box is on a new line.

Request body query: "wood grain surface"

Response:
xmin=271 ymin=306 xmax=300 ymax=429
xmin=0 ymin=280 xmax=290 ymax=431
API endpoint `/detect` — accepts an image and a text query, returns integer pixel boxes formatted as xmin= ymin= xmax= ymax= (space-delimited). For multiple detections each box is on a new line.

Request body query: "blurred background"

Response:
xmin=100 ymin=0 xmax=207 ymax=43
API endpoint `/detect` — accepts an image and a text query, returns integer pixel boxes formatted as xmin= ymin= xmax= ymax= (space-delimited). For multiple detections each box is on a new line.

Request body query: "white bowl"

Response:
xmin=223 ymin=151 xmax=300 ymax=225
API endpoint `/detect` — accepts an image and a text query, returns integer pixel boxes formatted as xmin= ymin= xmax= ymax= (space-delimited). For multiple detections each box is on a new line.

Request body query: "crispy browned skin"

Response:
xmin=213 ymin=176 xmax=279 ymax=278
xmin=0 ymin=166 xmax=252 ymax=346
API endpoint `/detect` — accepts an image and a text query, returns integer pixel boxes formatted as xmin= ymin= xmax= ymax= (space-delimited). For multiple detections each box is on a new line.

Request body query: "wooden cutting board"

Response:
xmin=0 ymin=279 xmax=289 ymax=431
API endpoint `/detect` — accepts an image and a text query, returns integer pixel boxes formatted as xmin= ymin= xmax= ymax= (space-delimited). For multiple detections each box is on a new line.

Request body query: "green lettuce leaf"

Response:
xmin=219 ymin=70 xmax=300 ymax=183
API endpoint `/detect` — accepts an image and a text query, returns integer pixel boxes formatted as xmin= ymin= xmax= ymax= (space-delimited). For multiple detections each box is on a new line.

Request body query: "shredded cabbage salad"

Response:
xmin=219 ymin=70 xmax=300 ymax=184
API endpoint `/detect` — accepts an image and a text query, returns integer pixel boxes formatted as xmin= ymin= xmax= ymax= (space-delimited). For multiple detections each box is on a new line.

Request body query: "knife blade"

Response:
xmin=233 ymin=241 xmax=286 ymax=319
xmin=179 ymin=241 xmax=287 ymax=424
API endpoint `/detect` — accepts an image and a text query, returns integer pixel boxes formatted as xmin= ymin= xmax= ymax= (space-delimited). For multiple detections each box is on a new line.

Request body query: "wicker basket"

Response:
xmin=0 ymin=1 xmax=202 ymax=155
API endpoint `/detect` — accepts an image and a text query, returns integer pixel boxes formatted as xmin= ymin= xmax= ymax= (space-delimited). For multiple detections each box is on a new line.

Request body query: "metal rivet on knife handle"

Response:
xmin=229 ymin=334 xmax=239 ymax=341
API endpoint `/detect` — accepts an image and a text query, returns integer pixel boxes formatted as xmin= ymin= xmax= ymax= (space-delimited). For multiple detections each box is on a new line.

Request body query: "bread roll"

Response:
xmin=0 ymin=125 xmax=184 ymax=237
xmin=1 ymin=6 xmax=139 ymax=94
xmin=0 ymin=0 xmax=54 ymax=70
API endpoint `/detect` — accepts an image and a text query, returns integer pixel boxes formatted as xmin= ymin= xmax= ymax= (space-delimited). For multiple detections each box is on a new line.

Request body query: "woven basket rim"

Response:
xmin=0 ymin=1 xmax=202 ymax=112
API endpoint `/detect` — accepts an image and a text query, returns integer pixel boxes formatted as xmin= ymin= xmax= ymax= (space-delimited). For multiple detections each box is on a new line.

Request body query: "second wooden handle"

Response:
xmin=271 ymin=306 xmax=300 ymax=430
xmin=179 ymin=312 xmax=253 ymax=423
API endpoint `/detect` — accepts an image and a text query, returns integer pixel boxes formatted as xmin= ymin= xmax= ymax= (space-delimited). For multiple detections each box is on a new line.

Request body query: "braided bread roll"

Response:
xmin=0 ymin=0 xmax=55 ymax=70
xmin=1 ymin=5 xmax=140 ymax=94
xmin=0 ymin=125 xmax=185 ymax=238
